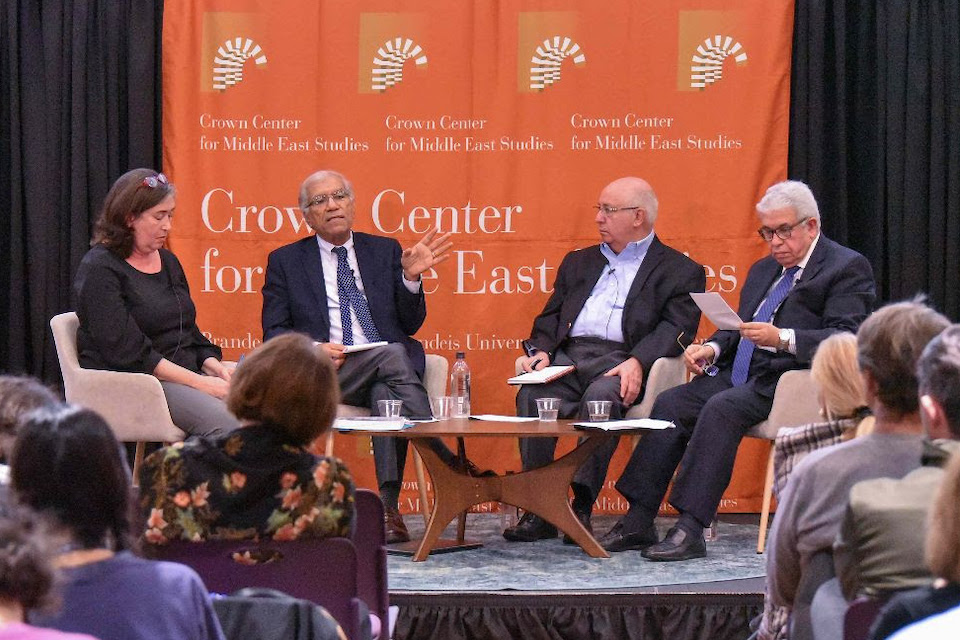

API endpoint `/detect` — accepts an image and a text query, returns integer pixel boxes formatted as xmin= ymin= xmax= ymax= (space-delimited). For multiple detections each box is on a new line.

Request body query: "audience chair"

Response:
xmin=750 ymin=369 xmax=821 ymax=553
xmin=353 ymin=489 xmax=392 ymax=639
xmin=213 ymin=589 xmax=348 ymax=640
xmin=155 ymin=538 xmax=368 ymax=640
xmin=49 ymin=312 xmax=185 ymax=484
xmin=329 ymin=354 xmax=449 ymax=526
xmin=843 ymin=596 xmax=884 ymax=640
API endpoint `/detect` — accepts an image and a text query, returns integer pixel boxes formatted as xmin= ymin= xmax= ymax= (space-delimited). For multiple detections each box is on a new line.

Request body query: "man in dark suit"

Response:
xmin=503 ymin=176 xmax=706 ymax=543
xmin=261 ymin=169 xmax=462 ymax=544
xmin=599 ymin=180 xmax=877 ymax=561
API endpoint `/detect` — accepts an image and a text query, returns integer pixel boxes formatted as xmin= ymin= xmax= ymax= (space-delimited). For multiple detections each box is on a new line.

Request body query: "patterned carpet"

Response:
xmin=387 ymin=513 xmax=767 ymax=592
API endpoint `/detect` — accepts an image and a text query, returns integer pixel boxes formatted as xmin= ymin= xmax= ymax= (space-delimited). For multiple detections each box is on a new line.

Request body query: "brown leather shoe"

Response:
xmin=384 ymin=506 xmax=410 ymax=544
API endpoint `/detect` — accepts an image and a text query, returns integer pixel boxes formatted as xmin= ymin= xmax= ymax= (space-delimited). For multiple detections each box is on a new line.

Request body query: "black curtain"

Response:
xmin=790 ymin=0 xmax=960 ymax=320
xmin=2 ymin=0 xmax=959 ymax=382
xmin=0 ymin=0 xmax=162 ymax=382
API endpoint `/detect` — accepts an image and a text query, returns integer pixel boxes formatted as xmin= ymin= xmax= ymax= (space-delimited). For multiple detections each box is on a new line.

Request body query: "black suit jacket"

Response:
xmin=711 ymin=235 xmax=876 ymax=396
xmin=261 ymin=232 xmax=427 ymax=374
xmin=527 ymin=236 xmax=706 ymax=376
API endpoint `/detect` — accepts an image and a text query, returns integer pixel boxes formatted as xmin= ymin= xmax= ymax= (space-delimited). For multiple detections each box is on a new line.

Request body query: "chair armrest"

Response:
xmin=628 ymin=356 xmax=686 ymax=419
xmin=423 ymin=354 xmax=449 ymax=398
xmin=68 ymin=369 xmax=184 ymax=442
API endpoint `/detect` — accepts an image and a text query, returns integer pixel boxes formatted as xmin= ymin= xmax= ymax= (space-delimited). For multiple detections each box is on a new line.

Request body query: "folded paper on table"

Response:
xmin=469 ymin=415 xmax=541 ymax=422
xmin=334 ymin=417 xmax=411 ymax=431
xmin=689 ymin=292 xmax=742 ymax=330
xmin=573 ymin=419 xmax=675 ymax=431
xmin=507 ymin=365 xmax=575 ymax=385
xmin=342 ymin=341 xmax=389 ymax=354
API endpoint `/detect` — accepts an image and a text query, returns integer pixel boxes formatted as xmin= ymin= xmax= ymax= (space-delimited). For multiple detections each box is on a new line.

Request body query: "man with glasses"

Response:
xmin=503 ymin=176 xmax=705 ymax=543
xmin=262 ymin=169 xmax=466 ymax=544
xmin=598 ymin=179 xmax=876 ymax=561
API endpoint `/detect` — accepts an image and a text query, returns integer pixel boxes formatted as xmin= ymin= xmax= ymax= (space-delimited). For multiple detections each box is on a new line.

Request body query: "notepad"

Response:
xmin=507 ymin=365 xmax=575 ymax=385
xmin=334 ymin=417 xmax=411 ymax=431
xmin=342 ymin=341 xmax=389 ymax=354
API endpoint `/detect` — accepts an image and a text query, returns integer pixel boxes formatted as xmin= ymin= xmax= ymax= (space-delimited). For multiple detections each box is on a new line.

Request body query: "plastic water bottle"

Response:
xmin=449 ymin=351 xmax=471 ymax=418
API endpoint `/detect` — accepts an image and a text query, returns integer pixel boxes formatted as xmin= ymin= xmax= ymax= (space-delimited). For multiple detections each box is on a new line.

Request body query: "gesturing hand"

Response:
xmin=401 ymin=228 xmax=453 ymax=281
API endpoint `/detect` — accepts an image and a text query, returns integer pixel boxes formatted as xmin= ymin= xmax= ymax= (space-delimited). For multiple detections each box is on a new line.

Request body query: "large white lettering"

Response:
xmin=371 ymin=189 xmax=522 ymax=235
xmin=200 ymin=188 xmax=310 ymax=235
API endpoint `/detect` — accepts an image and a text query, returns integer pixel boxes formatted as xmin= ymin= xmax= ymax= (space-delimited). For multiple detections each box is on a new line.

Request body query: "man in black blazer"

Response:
xmin=261 ymin=169 xmax=460 ymax=544
xmin=503 ymin=176 xmax=706 ymax=543
xmin=600 ymin=180 xmax=877 ymax=561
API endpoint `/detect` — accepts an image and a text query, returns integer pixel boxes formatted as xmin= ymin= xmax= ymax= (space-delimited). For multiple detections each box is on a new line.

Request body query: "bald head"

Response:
xmin=594 ymin=177 xmax=658 ymax=254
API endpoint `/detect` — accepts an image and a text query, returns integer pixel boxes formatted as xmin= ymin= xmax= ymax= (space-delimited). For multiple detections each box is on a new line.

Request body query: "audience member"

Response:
xmin=139 ymin=333 xmax=354 ymax=544
xmin=12 ymin=405 xmax=225 ymax=640
xmin=73 ymin=168 xmax=239 ymax=436
xmin=0 ymin=508 xmax=98 ymax=639
xmin=773 ymin=332 xmax=873 ymax=498
xmin=866 ymin=327 xmax=960 ymax=639
xmin=0 ymin=377 xmax=59 ymax=484
xmin=765 ymin=300 xmax=949 ymax=640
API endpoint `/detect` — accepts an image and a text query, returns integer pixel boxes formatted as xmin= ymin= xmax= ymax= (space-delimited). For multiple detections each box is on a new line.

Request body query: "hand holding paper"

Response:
xmin=689 ymin=292 xmax=743 ymax=330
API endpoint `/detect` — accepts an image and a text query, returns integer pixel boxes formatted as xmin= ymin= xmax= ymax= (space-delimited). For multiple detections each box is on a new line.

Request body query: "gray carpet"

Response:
xmin=388 ymin=514 xmax=767 ymax=592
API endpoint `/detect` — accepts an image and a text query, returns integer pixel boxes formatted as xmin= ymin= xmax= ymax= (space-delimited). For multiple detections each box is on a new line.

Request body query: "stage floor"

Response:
xmin=389 ymin=513 xmax=765 ymax=640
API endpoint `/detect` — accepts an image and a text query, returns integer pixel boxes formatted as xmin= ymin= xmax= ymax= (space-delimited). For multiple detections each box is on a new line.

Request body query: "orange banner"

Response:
xmin=163 ymin=0 xmax=794 ymax=514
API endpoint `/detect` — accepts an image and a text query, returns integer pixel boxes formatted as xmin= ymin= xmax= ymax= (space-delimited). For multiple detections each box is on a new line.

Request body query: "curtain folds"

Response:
xmin=790 ymin=0 xmax=960 ymax=319
xmin=0 ymin=0 xmax=162 ymax=380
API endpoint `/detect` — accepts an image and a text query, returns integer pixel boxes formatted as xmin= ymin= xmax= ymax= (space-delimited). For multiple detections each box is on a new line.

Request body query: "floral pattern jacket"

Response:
xmin=139 ymin=424 xmax=354 ymax=544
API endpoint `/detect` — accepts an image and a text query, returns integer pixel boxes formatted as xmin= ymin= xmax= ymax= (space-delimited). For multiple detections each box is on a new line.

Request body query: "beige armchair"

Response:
xmin=49 ymin=312 xmax=186 ymax=484
xmin=750 ymin=368 xmax=821 ymax=553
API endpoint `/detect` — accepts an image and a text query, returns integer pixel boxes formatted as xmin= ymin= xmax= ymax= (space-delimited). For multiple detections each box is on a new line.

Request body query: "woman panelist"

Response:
xmin=73 ymin=168 xmax=239 ymax=436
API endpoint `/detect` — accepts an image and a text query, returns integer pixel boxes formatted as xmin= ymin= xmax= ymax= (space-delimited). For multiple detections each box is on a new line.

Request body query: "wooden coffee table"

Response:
xmin=345 ymin=418 xmax=626 ymax=561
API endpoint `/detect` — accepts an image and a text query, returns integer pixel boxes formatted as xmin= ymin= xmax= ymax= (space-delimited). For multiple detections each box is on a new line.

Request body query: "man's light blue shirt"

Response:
xmin=569 ymin=231 xmax=655 ymax=343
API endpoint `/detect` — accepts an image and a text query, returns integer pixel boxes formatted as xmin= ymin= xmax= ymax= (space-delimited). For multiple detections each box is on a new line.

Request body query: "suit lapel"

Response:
xmin=569 ymin=247 xmax=608 ymax=313
xmin=740 ymin=258 xmax=782 ymax=317
xmin=351 ymin=233 xmax=387 ymax=312
xmin=299 ymin=237 xmax=330 ymax=318
xmin=795 ymin=235 xmax=830 ymax=286
xmin=623 ymin=236 xmax=663 ymax=307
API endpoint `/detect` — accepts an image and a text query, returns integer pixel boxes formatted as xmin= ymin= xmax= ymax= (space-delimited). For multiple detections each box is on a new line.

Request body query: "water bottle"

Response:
xmin=449 ymin=351 xmax=471 ymax=418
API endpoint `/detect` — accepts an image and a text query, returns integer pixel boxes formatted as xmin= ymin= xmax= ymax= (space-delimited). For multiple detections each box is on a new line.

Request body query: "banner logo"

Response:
xmin=212 ymin=37 xmax=268 ymax=91
xmin=690 ymin=36 xmax=747 ymax=89
xmin=529 ymin=36 xmax=586 ymax=91
xmin=371 ymin=37 xmax=428 ymax=92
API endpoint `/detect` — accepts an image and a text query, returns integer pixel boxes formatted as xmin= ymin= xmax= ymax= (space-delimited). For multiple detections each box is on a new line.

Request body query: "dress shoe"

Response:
xmin=562 ymin=508 xmax=593 ymax=545
xmin=384 ymin=506 xmax=410 ymax=544
xmin=641 ymin=525 xmax=706 ymax=561
xmin=453 ymin=458 xmax=498 ymax=478
xmin=502 ymin=512 xmax=558 ymax=542
xmin=597 ymin=520 xmax=659 ymax=552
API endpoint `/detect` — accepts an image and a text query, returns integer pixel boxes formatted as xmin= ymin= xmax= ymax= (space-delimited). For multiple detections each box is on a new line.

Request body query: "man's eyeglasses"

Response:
xmin=678 ymin=332 xmax=719 ymax=377
xmin=307 ymin=190 xmax=351 ymax=209
xmin=757 ymin=218 xmax=810 ymax=242
xmin=140 ymin=173 xmax=169 ymax=189
xmin=594 ymin=204 xmax=642 ymax=216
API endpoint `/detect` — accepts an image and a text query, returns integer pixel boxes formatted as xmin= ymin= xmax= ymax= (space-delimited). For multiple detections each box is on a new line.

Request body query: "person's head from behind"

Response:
xmin=0 ymin=376 xmax=59 ymax=461
xmin=0 ymin=507 xmax=58 ymax=619
xmin=92 ymin=168 xmax=176 ymax=258
xmin=227 ymin=333 xmax=340 ymax=446
xmin=925 ymin=451 xmax=960 ymax=582
xmin=11 ymin=406 xmax=132 ymax=551
xmin=856 ymin=300 xmax=950 ymax=420
xmin=810 ymin=332 xmax=866 ymax=420
xmin=917 ymin=324 xmax=960 ymax=441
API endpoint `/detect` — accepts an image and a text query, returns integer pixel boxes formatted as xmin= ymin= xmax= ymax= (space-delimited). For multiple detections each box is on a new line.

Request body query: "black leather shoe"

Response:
xmin=641 ymin=525 xmax=706 ymax=561
xmin=384 ymin=506 xmax=410 ymax=544
xmin=502 ymin=512 xmax=558 ymax=542
xmin=562 ymin=508 xmax=592 ymax=545
xmin=598 ymin=520 xmax=659 ymax=552
xmin=454 ymin=459 xmax=498 ymax=478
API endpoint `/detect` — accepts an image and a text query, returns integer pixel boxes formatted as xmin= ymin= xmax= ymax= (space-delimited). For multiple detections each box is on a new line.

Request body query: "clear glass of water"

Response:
xmin=535 ymin=397 xmax=561 ymax=421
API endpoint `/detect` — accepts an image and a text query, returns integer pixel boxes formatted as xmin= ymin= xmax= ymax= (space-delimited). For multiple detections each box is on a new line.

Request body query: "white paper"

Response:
xmin=573 ymin=418 xmax=675 ymax=431
xmin=334 ymin=417 xmax=411 ymax=431
xmin=689 ymin=293 xmax=743 ymax=330
xmin=469 ymin=415 xmax=541 ymax=422
xmin=342 ymin=341 xmax=389 ymax=354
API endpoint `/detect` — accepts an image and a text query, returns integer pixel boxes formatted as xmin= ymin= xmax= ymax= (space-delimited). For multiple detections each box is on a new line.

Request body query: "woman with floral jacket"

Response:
xmin=139 ymin=333 xmax=354 ymax=544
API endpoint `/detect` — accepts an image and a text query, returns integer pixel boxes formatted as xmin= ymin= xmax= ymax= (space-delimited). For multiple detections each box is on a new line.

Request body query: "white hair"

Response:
xmin=756 ymin=180 xmax=820 ymax=223
xmin=298 ymin=170 xmax=354 ymax=211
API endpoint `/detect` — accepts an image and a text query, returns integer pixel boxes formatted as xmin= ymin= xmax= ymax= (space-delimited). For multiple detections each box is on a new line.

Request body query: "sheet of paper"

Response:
xmin=506 ymin=365 xmax=575 ymax=385
xmin=342 ymin=341 xmax=389 ymax=354
xmin=573 ymin=418 xmax=675 ymax=431
xmin=689 ymin=293 xmax=743 ymax=330
xmin=334 ymin=417 xmax=411 ymax=431
xmin=469 ymin=415 xmax=541 ymax=422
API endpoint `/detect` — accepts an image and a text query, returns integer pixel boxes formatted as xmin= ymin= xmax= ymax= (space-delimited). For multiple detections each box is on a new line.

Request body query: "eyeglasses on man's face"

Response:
xmin=140 ymin=173 xmax=169 ymax=189
xmin=757 ymin=217 xmax=810 ymax=242
xmin=594 ymin=204 xmax=642 ymax=217
xmin=307 ymin=189 xmax=351 ymax=209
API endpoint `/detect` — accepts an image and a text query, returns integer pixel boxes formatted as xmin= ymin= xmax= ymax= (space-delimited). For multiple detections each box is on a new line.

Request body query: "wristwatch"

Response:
xmin=777 ymin=328 xmax=791 ymax=352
